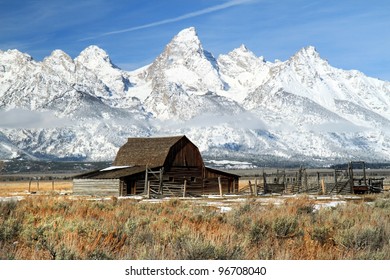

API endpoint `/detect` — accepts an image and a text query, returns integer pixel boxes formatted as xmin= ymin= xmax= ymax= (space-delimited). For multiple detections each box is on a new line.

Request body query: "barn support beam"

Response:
xmin=218 ymin=176 xmax=223 ymax=197
xmin=183 ymin=180 xmax=187 ymax=198
xmin=146 ymin=181 xmax=151 ymax=199
xmin=144 ymin=166 xmax=149 ymax=194
xmin=159 ymin=167 xmax=164 ymax=195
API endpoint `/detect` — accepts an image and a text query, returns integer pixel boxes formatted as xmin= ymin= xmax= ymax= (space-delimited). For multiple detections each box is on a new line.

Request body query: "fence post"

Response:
xmin=321 ymin=179 xmax=326 ymax=195
xmin=254 ymin=178 xmax=258 ymax=196
xmin=146 ymin=181 xmax=151 ymax=199
xmin=218 ymin=177 xmax=223 ymax=197
xmin=183 ymin=179 xmax=187 ymax=198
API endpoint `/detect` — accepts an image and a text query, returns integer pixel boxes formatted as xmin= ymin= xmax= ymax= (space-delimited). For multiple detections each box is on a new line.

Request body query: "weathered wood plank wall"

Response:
xmin=73 ymin=179 xmax=120 ymax=196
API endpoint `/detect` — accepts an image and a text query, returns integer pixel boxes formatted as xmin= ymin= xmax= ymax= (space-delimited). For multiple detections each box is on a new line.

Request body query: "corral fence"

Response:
xmin=238 ymin=163 xmax=389 ymax=195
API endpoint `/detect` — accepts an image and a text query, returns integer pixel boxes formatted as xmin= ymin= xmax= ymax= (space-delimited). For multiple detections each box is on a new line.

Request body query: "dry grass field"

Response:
xmin=1 ymin=174 xmax=390 ymax=260
xmin=0 ymin=180 xmax=73 ymax=197
xmin=1 ymin=192 xmax=390 ymax=260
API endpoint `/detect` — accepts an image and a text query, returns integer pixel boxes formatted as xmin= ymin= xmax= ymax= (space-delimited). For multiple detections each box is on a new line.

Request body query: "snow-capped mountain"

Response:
xmin=0 ymin=47 xmax=151 ymax=160
xmin=142 ymin=27 xmax=236 ymax=121
xmin=1 ymin=27 xmax=389 ymax=166
xmin=217 ymin=44 xmax=271 ymax=102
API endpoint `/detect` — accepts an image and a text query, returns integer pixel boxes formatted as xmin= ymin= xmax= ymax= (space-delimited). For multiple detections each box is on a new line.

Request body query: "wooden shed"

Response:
xmin=73 ymin=135 xmax=239 ymax=197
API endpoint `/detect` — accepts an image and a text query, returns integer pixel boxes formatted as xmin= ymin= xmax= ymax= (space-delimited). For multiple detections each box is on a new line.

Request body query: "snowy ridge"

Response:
xmin=1 ymin=27 xmax=390 ymax=166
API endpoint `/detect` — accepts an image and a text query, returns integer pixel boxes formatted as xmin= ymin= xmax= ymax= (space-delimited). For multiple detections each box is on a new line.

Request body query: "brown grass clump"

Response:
xmin=1 ymin=194 xmax=390 ymax=260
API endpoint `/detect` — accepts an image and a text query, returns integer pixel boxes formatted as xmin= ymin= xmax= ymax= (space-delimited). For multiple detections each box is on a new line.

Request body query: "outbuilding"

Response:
xmin=73 ymin=135 xmax=239 ymax=197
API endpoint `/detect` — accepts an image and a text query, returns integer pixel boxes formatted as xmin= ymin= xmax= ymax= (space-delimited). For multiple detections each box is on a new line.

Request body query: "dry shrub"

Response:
xmin=249 ymin=221 xmax=270 ymax=245
xmin=1 ymin=195 xmax=390 ymax=260
xmin=336 ymin=225 xmax=386 ymax=251
xmin=284 ymin=195 xmax=315 ymax=215
xmin=310 ymin=226 xmax=331 ymax=245
xmin=272 ymin=216 xmax=299 ymax=238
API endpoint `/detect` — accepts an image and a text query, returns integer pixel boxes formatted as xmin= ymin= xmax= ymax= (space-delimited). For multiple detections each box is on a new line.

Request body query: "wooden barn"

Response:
xmin=73 ymin=135 xmax=239 ymax=197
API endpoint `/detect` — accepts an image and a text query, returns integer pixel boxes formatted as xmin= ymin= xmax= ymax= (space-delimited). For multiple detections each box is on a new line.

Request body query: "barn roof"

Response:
xmin=74 ymin=135 xmax=241 ymax=181
xmin=113 ymin=135 xmax=186 ymax=167
xmin=205 ymin=167 xmax=240 ymax=179
xmin=73 ymin=165 xmax=145 ymax=179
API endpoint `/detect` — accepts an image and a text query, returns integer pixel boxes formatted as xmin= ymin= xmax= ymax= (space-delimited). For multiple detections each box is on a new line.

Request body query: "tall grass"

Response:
xmin=1 ymin=194 xmax=390 ymax=259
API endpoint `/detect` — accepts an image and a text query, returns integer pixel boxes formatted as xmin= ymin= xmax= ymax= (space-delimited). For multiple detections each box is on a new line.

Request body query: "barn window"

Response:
xmin=191 ymin=177 xmax=196 ymax=182
xmin=169 ymin=176 xmax=174 ymax=182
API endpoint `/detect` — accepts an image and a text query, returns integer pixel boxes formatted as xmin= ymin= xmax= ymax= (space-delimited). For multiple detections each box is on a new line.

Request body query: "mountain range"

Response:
xmin=1 ymin=27 xmax=390 ymax=167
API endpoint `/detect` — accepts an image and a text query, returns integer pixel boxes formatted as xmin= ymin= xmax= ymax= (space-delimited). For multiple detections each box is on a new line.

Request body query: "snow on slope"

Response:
xmin=147 ymin=27 xmax=225 ymax=93
xmin=142 ymin=27 xmax=240 ymax=121
xmin=0 ymin=47 xmax=152 ymax=160
xmin=0 ymin=27 xmax=390 ymax=165
xmin=217 ymin=44 xmax=271 ymax=102
xmin=75 ymin=46 xmax=140 ymax=109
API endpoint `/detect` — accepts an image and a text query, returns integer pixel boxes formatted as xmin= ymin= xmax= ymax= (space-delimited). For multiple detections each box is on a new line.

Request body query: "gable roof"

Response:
xmin=75 ymin=165 xmax=147 ymax=179
xmin=205 ymin=167 xmax=240 ymax=179
xmin=113 ymin=135 xmax=186 ymax=167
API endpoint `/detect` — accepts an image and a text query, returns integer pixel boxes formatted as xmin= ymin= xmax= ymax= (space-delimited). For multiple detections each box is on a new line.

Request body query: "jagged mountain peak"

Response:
xmin=1 ymin=49 xmax=28 ymax=57
xmin=77 ymin=45 xmax=110 ymax=62
xmin=276 ymin=45 xmax=332 ymax=94
xmin=232 ymin=44 xmax=260 ymax=58
xmin=73 ymin=45 xmax=134 ymax=98
xmin=238 ymin=44 xmax=249 ymax=52
xmin=217 ymin=44 xmax=269 ymax=102
xmin=173 ymin=27 xmax=199 ymax=44
xmin=0 ymin=49 xmax=33 ymax=64
xmin=42 ymin=49 xmax=76 ymax=74
xmin=44 ymin=49 xmax=73 ymax=64
xmin=299 ymin=45 xmax=319 ymax=55
xmin=229 ymin=44 xmax=254 ymax=57
xmin=146 ymin=27 xmax=223 ymax=93
xmin=49 ymin=49 xmax=72 ymax=59
xmin=290 ymin=46 xmax=326 ymax=64
xmin=162 ymin=26 xmax=205 ymax=60
xmin=75 ymin=45 xmax=116 ymax=68
xmin=157 ymin=27 xmax=219 ymax=69
xmin=176 ymin=26 xmax=197 ymax=36
xmin=142 ymin=27 xmax=229 ymax=120
xmin=224 ymin=44 xmax=265 ymax=63
xmin=1 ymin=28 xmax=390 ymax=164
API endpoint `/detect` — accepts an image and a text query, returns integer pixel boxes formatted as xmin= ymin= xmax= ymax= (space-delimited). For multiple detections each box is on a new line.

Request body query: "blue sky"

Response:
xmin=1 ymin=0 xmax=390 ymax=80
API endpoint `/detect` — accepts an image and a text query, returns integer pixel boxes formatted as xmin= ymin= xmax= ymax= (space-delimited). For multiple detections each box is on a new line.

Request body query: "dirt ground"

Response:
xmin=1 ymin=179 xmax=390 ymax=220
xmin=0 ymin=180 xmax=73 ymax=197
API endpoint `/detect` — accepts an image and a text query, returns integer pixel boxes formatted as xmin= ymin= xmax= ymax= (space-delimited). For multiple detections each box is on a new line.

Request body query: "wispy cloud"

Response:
xmin=80 ymin=0 xmax=257 ymax=41
xmin=153 ymin=111 xmax=267 ymax=131
xmin=0 ymin=109 xmax=72 ymax=129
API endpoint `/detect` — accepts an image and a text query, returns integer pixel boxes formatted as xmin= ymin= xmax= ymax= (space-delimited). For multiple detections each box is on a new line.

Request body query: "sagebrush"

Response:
xmin=1 ymin=195 xmax=390 ymax=260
